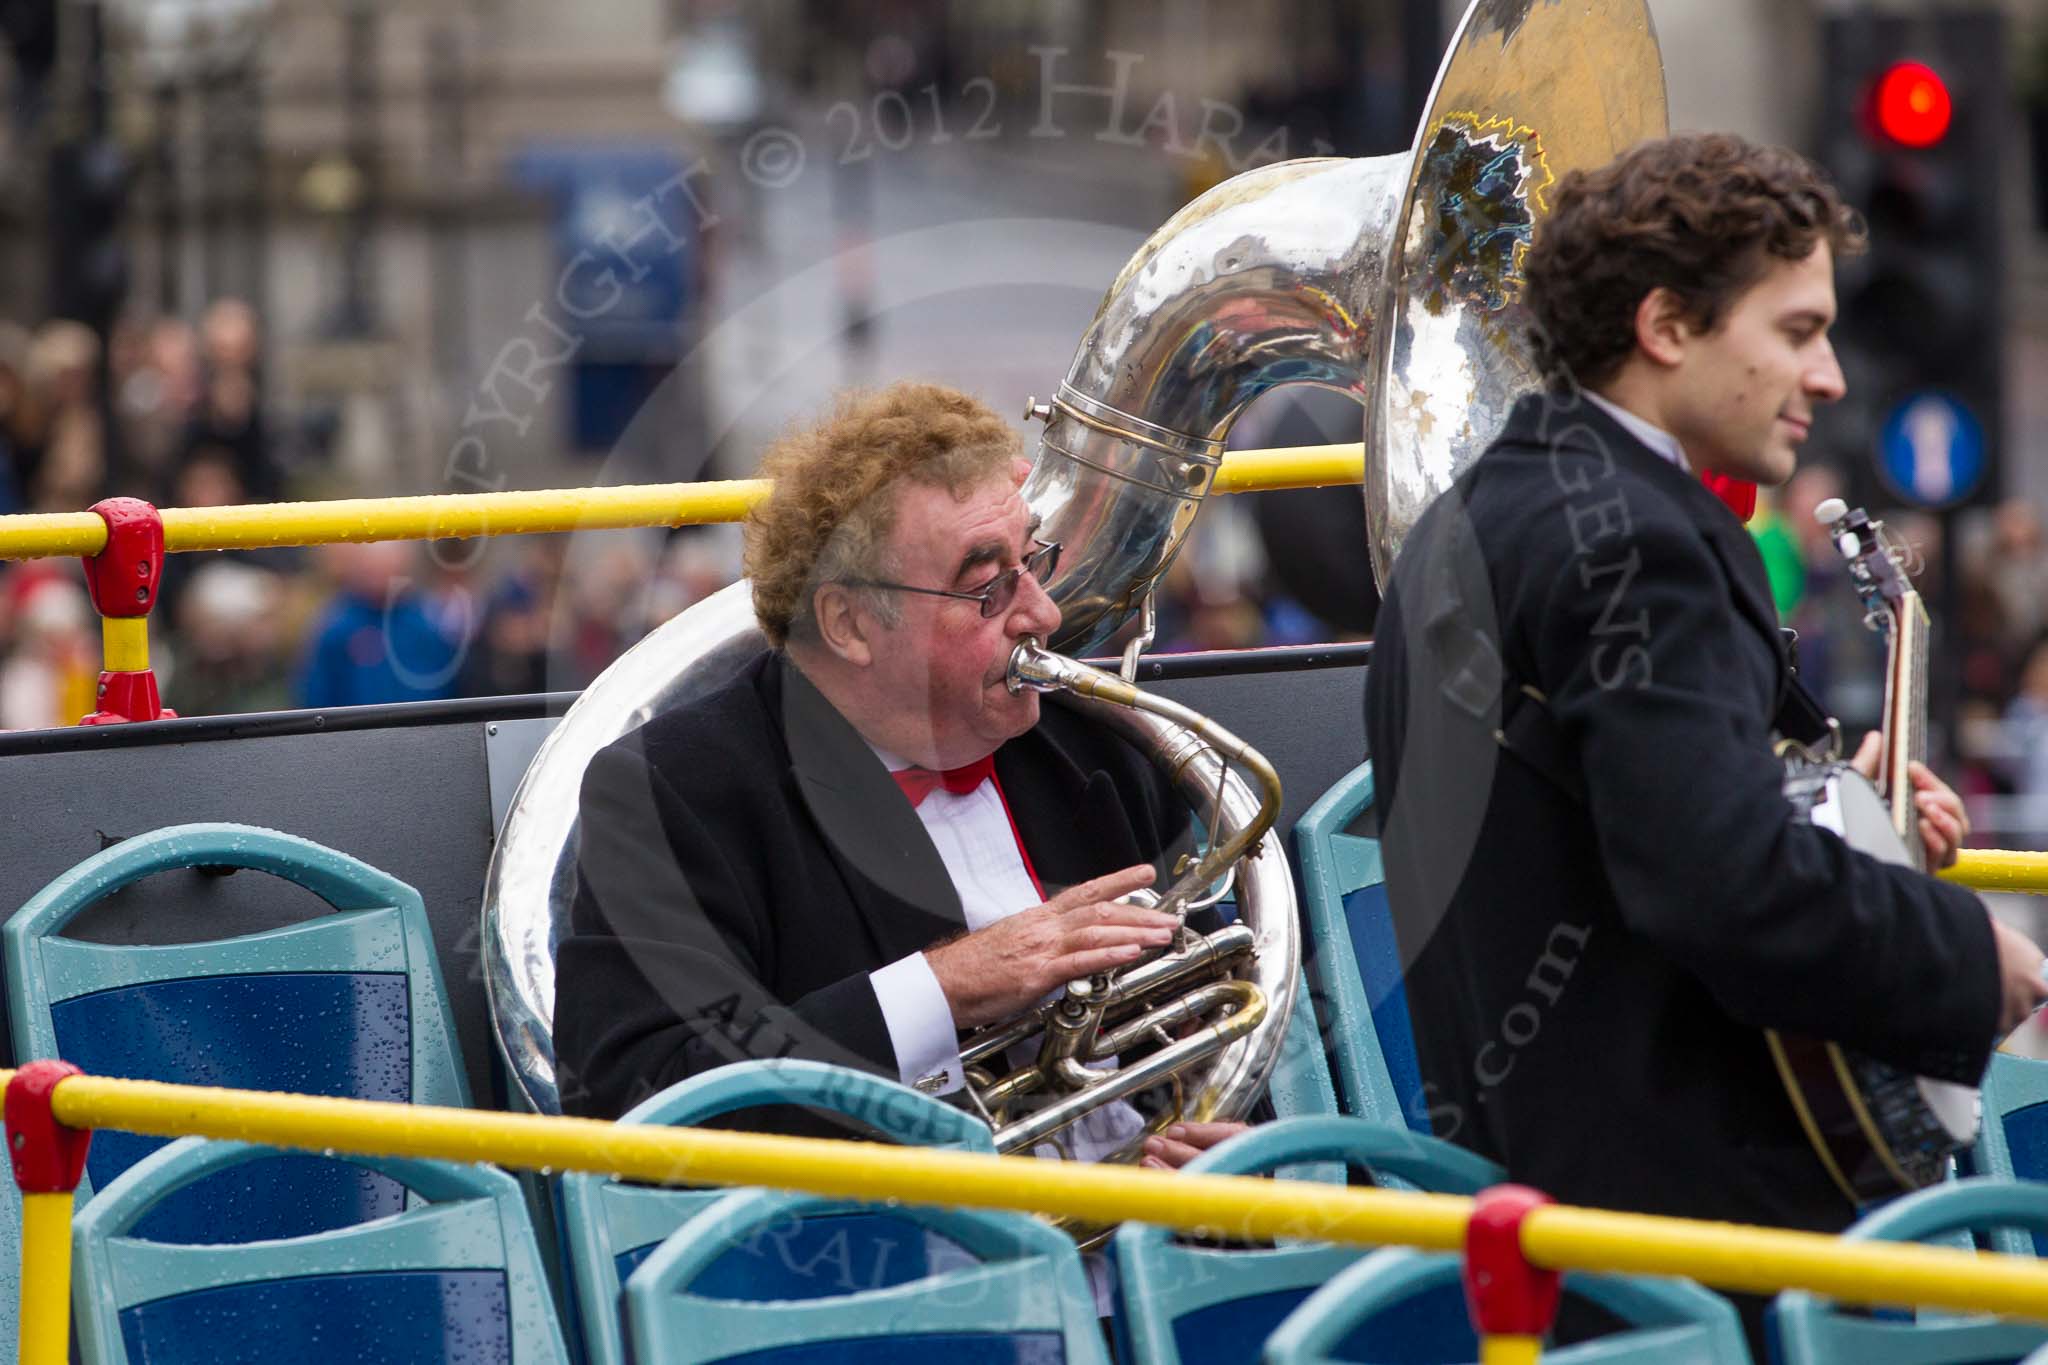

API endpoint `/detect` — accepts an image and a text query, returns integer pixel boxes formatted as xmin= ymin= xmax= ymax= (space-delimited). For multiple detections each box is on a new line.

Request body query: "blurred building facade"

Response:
xmin=0 ymin=0 xmax=2035 ymax=495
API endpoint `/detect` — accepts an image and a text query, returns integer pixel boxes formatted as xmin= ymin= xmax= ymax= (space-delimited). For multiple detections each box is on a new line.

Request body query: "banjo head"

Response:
xmin=1808 ymin=766 xmax=1914 ymax=868
xmin=1801 ymin=764 xmax=1981 ymax=1149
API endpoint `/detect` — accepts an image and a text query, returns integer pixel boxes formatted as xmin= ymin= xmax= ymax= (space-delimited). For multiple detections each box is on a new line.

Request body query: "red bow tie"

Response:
xmin=1701 ymin=471 xmax=1757 ymax=522
xmin=891 ymin=755 xmax=996 ymax=808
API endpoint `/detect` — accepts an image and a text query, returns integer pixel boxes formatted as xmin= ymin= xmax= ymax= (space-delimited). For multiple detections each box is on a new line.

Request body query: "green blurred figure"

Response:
xmin=1749 ymin=488 xmax=1804 ymax=620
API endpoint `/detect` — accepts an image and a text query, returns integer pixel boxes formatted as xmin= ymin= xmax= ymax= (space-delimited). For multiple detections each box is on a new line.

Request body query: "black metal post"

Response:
xmin=199 ymin=63 xmax=226 ymax=302
xmin=47 ymin=0 xmax=124 ymax=488
xmin=340 ymin=0 xmax=380 ymax=335
xmin=242 ymin=59 xmax=268 ymax=328
xmin=154 ymin=77 xmax=179 ymax=313
xmin=427 ymin=24 xmax=467 ymax=386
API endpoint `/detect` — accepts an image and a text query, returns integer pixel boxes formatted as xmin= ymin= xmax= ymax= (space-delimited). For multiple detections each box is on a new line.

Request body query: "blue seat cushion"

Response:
xmin=2000 ymin=1100 xmax=2048 ymax=1256
xmin=1171 ymin=1280 xmax=1475 ymax=1365
xmin=619 ymin=1215 xmax=972 ymax=1302
xmin=1341 ymin=883 xmax=1426 ymax=1132
xmin=52 ymin=971 xmax=411 ymax=1242
xmin=708 ymin=1334 xmax=1066 ymax=1365
xmin=119 ymin=1269 xmax=510 ymax=1365
xmin=1171 ymin=1287 xmax=1315 ymax=1365
xmin=1341 ymin=1280 xmax=1481 ymax=1362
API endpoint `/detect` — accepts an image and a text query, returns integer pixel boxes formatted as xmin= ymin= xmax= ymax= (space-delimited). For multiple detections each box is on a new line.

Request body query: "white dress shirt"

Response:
xmin=865 ymin=771 xmax=1040 ymax=1099
xmin=1585 ymin=389 xmax=1689 ymax=473
xmin=865 ymin=748 xmax=1147 ymax=1164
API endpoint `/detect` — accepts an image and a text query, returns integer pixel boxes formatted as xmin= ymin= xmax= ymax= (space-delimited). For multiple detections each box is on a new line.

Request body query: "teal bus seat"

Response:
xmin=560 ymin=1059 xmax=997 ymax=1365
xmin=1264 ymin=1246 xmax=1750 ymax=1365
xmin=1293 ymin=761 xmax=1425 ymax=1131
xmin=1113 ymin=1116 xmax=1502 ymax=1365
xmin=1965 ymin=1054 xmax=2048 ymax=1257
xmin=73 ymin=1137 xmax=569 ymax=1365
xmin=623 ymin=1186 xmax=1109 ymax=1365
xmin=1266 ymin=957 xmax=1346 ymax=1123
xmin=4 ymin=822 xmax=468 ymax=1245
xmin=1773 ymin=1177 xmax=2048 ymax=1365
xmin=1184 ymin=819 xmax=1342 ymax=1127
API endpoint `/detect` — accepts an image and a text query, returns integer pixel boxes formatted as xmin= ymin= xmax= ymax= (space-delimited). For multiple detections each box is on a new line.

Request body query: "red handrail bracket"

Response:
xmin=6 ymin=1060 xmax=91 ymax=1194
xmin=1464 ymin=1183 xmax=1562 ymax=1339
xmin=79 ymin=496 xmax=174 ymax=724
xmin=81 ymin=497 xmax=165 ymax=620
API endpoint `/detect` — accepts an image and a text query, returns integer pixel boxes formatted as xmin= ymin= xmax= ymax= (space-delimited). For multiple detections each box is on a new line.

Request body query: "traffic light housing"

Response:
xmin=49 ymin=136 xmax=130 ymax=332
xmin=0 ymin=0 xmax=56 ymax=128
xmin=1814 ymin=13 xmax=2006 ymax=511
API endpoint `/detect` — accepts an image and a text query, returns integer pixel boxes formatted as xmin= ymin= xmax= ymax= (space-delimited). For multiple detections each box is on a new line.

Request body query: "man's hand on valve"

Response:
xmin=926 ymin=864 xmax=1174 ymax=1030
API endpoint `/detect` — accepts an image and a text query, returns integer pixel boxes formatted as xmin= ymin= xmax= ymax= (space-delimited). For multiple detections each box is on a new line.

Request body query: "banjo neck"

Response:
xmin=1821 ymin=496 xmax=1928 ymax=875
xmin=1877 ymin=587 xmax=1930 ymax=873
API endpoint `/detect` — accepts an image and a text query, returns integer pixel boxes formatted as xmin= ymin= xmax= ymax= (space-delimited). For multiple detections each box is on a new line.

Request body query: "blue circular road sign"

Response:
xmin=1877 ymin=391 xmax=1985 ymax=507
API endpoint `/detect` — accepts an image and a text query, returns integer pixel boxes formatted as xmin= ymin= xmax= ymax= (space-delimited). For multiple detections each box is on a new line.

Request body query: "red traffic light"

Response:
xmin=1868 ymin=60 xmax=1952 ymax=148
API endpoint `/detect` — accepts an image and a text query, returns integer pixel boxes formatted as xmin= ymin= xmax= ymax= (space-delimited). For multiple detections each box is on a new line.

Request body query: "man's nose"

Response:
xmin=1806 ymin=337 xmax=1847 ymax=403
xmin=1008 ymin=566 xmax=1062 ymax=638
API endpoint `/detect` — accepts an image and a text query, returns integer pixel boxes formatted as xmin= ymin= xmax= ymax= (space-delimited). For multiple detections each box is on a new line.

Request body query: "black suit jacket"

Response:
xmin=556 ymin=649 xmax=1191 ymax=1122
xmin=1364 ymin=392 xmax=1998 ymax=1233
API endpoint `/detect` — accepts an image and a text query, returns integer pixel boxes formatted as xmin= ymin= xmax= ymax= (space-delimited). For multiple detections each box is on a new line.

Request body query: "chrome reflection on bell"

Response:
xmin=1026 ymin=0 xmax=1667 ymax=651
xmin=1023 ymin=153 xmax=1408 ymax=654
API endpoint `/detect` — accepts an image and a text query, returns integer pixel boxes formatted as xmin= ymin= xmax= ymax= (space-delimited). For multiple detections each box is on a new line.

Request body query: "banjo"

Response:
xmin=1767 ymin=496 xmax=1980 ymax=1206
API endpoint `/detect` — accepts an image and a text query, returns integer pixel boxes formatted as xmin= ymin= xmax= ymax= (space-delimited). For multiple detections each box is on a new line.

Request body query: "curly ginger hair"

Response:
xmin=744 ymin=383 xmax=1021 ymax=647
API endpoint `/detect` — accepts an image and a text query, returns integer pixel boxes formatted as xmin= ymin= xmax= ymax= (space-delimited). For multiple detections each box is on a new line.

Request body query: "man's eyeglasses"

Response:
xmin=847 ymin=540 xmax=1061 ymax=618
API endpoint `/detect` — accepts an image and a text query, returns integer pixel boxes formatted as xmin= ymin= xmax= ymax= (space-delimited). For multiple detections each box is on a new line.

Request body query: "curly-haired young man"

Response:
xmin=1366 ymin=134 xmax=2045 ymax=1328
xmin=557 ymin=382 xmax=1245 ymax=1171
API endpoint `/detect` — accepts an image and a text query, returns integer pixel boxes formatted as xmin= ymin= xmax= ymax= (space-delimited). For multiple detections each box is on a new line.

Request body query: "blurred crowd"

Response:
xmin=0 ymin=300 xmax=280 ymax=729
xmin=0 ymin=299 xmax=764 ymax=728
xmin=0 ymin=301 xmax=1339 ymax=735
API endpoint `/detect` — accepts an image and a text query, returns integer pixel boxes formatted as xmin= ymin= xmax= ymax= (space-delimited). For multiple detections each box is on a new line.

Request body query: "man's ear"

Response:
xmin=1632 ymin=286 xmax=1694 ymax=369
xmin=811 ymin=583 xmax=874 ymax=667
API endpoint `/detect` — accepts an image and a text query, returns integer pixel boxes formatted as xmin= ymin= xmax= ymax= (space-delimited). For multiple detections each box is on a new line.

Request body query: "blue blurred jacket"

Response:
xmin=294 ymin=590 xmax=462 ymax=709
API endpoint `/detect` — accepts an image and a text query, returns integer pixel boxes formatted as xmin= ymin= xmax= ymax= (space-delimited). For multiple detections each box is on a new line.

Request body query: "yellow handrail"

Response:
xmin=1945 ymin=850 xmax=2048 ymax=896
xmin=0 ymin=444 xmax=1370 ymax=562
xmin=13 ymin=1066 xmax=2048 ymax=1324
xmin=37 ymin=1071 xmax=1471 ymax=1252
xmin=1208 ymin=442 xmax=1365 ymax=493
xmin=0 ymin=510 xmax=104 ymax=559
xmin=0 ymin=478 xmax=776 ymax=561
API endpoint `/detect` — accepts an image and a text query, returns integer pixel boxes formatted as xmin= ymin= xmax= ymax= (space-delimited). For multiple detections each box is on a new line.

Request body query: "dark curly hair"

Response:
xmin=744 ymin=382 xmax=1020 ymax=647
xmin=1523 ymin=133 xmax=1866 ymax=391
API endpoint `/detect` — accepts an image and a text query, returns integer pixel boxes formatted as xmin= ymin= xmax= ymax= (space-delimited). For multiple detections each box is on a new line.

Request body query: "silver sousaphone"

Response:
xmin=481 ymin=0 xmax=1668 ymax=1144
xmin=1029 ymin=0 xmax=1668 ymax=648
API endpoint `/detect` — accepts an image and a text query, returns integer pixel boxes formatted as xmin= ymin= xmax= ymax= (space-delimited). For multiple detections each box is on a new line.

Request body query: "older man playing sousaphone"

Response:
xmin=556 ymin=381 xmax=1248 ymax=1171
